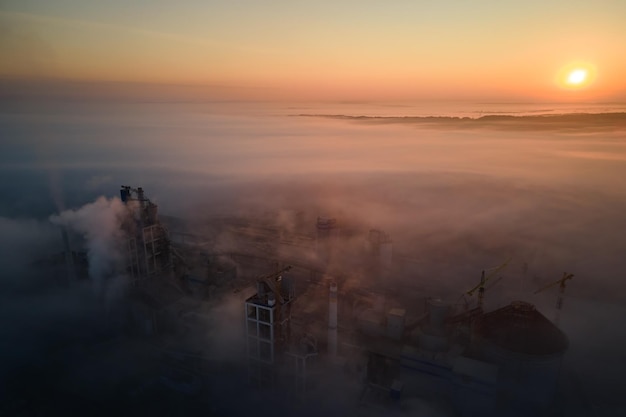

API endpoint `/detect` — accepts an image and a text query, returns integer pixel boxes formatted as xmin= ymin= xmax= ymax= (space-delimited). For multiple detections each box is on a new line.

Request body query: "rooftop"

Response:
xmin=476 ymin=301 xmax=568 ymax=356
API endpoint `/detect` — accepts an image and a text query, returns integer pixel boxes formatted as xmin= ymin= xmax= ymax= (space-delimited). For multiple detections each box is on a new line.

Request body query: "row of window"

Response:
xmin=246 ymin=303 xmax=273 ymax=323
xmin=247 ymin=319 xmax=274 ymax=340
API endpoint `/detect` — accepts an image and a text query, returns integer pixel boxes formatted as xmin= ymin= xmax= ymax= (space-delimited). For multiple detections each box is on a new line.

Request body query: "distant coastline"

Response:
xmin=295 ymin=112 xmax=626 ymax=131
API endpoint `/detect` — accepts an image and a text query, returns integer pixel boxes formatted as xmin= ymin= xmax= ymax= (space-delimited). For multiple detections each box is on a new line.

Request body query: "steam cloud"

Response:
xmin=49 ymin=196 xmax=127 ymax=294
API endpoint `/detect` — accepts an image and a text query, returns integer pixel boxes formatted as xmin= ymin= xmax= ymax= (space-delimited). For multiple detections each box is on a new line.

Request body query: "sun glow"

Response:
xmin=556 ymin=62 xmax=596 ymax=91
xmin=567 ymin=69 xmax=587 ymax=85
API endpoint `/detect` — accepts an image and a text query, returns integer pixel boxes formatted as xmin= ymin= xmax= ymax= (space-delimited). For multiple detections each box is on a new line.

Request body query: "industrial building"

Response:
xmin=245 ymin=266 xmax=295 ymax=386
xmin=240 ymin=273 xmax=568 ymax=416
xmin=119 ymin=186 xmax=172 ymax=282
xmin=39 ymin=185 xmax=573 ymax=417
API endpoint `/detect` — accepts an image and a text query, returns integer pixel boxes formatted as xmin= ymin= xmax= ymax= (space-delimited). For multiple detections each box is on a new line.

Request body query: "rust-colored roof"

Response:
xmin=476 ymin=301 xmax=568 ymax=356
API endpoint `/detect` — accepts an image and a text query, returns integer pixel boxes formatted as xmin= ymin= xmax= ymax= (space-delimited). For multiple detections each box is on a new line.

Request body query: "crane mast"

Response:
xmin=534 ymin=272 xmax=574 ymax=326
xmin=467 ymin=257 xmax=511 ymax=310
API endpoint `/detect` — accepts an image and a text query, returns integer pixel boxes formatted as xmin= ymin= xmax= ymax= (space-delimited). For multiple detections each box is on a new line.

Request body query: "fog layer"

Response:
xmin=1 ymin=100 xmax=625 ymax=415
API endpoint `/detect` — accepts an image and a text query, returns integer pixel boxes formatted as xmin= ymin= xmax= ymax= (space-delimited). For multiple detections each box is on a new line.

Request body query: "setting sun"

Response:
xmin=556 ymin=62 xmax=597 ymax=92
xmin=567 ymin=69 xmax=587 ymax=85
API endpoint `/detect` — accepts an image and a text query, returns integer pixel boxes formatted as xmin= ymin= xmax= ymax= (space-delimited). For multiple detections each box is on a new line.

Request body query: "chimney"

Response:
xmin=328 ymin=282 xmax=338 ymax=357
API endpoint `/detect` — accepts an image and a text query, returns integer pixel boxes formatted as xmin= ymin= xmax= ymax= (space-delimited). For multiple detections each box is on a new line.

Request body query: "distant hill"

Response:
xmin=296 ymin=112 xmax=626 ymax=132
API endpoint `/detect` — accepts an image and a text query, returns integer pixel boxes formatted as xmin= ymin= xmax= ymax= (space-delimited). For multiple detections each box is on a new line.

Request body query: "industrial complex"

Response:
xmin=9 ymin=185 xmax=576 ymax=416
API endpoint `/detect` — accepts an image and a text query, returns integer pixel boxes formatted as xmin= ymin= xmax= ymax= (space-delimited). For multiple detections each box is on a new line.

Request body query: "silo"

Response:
xmin=316 ymin=217 xmax=339 ymax=263
xmin=379 ymin=241 xmax=393 ymax=270
xmin=428 ymin=298 xmax=450 ymax=330
xmin=417 ymin=298 xmax=450 ymax=352
xmin=328 ymin=282 xmax=338 ymax=357
xmin=368 ymin=229 xmax=393 ymax=270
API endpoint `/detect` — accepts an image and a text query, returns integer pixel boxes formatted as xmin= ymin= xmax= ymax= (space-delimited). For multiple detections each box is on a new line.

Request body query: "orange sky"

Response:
xmin=1 ymin=1 xmax=625 ymax=101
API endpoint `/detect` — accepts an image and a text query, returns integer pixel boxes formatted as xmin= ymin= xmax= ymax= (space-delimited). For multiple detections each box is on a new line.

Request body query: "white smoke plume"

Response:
xmin=49 ymin=196 xmax=128 ymax=294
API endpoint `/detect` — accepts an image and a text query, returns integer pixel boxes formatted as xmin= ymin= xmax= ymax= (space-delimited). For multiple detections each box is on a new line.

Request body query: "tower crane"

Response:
xmin=466 ymin=257 xmax=511 ymax=310
xmin=534 ymin=272 xmax=574 ymax=326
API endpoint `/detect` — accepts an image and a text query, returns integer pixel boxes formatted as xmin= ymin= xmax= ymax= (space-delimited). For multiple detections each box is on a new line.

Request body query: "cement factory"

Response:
xmin=22 ymin=185 xmax=575 ymax=416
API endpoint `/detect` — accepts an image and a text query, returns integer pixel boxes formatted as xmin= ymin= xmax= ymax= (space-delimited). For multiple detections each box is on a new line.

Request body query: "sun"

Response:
xmin=556 ymin=62 xmax=595 ymax=90
xmin=567 ymin=69 xmax=587 ymax=85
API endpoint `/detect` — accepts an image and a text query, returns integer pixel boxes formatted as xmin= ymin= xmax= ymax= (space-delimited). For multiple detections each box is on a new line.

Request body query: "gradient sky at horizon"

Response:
xmin=2 ymin=0 xmax=626 ymax=101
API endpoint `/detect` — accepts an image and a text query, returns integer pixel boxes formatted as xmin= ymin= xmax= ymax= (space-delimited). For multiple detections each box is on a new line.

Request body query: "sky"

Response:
xmin=1 ymin=0 xmax=626 ymax=101
xmin=2 ymin=2 xmax=626 ymax=414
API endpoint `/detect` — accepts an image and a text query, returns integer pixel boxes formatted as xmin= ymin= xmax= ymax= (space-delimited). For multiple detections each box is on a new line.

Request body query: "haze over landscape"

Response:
xmin=1 ymin=1 xmax=626 ymax=416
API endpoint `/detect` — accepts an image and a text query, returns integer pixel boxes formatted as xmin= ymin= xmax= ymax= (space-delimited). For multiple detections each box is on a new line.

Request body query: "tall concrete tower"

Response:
xmin=316 ymin=217 xmax=339 ymax=263
xmin=328 ymin=281 xmax=338 ymax=358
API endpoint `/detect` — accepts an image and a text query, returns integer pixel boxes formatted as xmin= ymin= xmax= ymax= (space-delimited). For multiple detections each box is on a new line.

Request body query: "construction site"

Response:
xmin=4 ymin=185 xmax=579 ymax=417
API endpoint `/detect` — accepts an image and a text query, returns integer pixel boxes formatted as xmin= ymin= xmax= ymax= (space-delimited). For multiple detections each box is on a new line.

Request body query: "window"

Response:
xmin=246 ymin=304 xmax=257 ymax=319
xmin=258 ymin=307 xmax=271 ymax=323
xmin=259 ymin=323 xmax=271 ymax=340
xmin=247 ymin=338 xmax=258 ymax=357
xmin=247 ymin=320 xmax=257 ymax=336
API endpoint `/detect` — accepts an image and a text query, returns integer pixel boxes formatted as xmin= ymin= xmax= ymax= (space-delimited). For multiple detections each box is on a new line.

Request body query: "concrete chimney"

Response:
xmin=328 ymin=282 xmax=338 ymax=358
